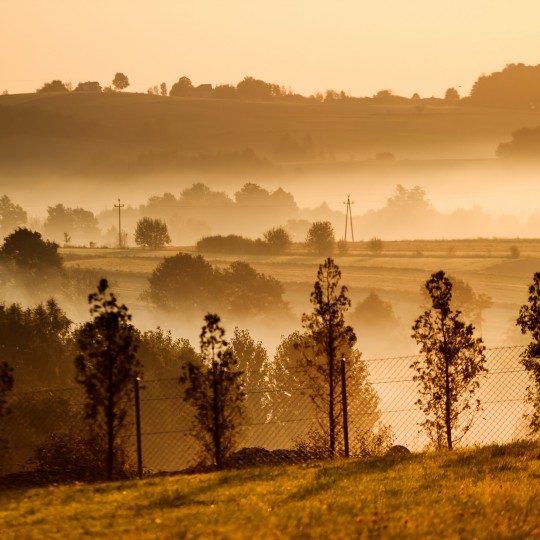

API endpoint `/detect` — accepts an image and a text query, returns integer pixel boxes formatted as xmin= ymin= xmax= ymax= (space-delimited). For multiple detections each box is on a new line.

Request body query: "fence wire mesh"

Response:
xmin=0 ymin=345 xmax=534 ymax=477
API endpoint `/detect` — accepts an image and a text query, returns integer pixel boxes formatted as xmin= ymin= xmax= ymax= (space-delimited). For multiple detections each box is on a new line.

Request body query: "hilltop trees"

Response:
xmin=112 ymin=72 xmax=130 ymax=91
xmin=180 ymin=314 xmax=246 ymax=468
xmin=134 ymin=217 xmax=171 ymax=250
xmin=170 ymin=76 xmax=194 ymax=97
xmin=469 ymin=63 xmax=540 ymax=108
xmin=37 ymin=80 xmax=70 ymax=93
xmin=412 ymin=271 xmax=487 ymax=450
xmin=516 ymin=272 xmax=540 ymax=434
xmin=75 ymin=279 xmax=141 ymax=480
xmin=74 ymin=81 xmax=102 ymax=92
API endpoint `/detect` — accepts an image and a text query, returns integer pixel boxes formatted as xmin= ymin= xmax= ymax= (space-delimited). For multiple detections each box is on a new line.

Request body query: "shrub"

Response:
xmin=28 ymin=431 xmax=136 ymax=482
xmin=196 ymin=235 xmax=265 ymax=254
xmin=367 ymin=237 xmax=384 ymax=254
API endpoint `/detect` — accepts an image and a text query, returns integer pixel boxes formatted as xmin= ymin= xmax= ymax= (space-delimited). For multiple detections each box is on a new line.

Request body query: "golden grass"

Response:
xmin=1 ymin=441 xmax=538 ymax=539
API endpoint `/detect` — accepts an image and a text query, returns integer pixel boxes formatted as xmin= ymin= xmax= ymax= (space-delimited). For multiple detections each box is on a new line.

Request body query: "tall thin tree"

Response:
xmin=411 ymin=271 xmax=486 ymax=450
xmin=301 ymin=258 xmax=356 ymax=457
xmin=75 ymin=279 xmax=141 ymax=480
xmin=181 ymin=314 xmax=245 ymax=468
xmin=516 ymin=272 xmax=540 ymax=434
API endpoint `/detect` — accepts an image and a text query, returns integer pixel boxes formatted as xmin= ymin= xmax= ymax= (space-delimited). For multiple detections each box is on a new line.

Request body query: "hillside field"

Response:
xmin=62 ymin=238 xmax=540 ymax=357
xmin=1 ymin=441 xmax=538 ymax=539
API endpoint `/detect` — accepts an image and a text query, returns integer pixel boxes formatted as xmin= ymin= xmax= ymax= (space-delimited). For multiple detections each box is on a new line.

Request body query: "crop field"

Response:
xmin=62 ymin=238 xmax=540 ymax=354
xmin=1 ymin=441 xmax=539 ymax=539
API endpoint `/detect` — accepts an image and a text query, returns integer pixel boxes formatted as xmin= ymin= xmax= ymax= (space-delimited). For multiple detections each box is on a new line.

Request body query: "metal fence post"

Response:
xmin=134 ymin=376 xmax=143 ymax=478
xmin=341 ymin=356 xmax=349 ymax=458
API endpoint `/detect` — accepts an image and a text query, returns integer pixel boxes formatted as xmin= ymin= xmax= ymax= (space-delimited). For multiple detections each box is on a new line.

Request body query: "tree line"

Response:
xmin=1 ymin=248 xmax=540 ymax=481
xmin=23 ymin=63 xmax=540 ymax=107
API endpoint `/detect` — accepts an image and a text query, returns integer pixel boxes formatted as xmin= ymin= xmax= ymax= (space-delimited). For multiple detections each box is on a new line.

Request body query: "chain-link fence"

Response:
xmin=0 ymin=346 xmax=533 ymax=477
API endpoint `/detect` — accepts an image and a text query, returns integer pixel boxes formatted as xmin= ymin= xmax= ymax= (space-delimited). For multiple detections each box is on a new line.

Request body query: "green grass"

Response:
xmin=1 ymin=441 xmax=539 ymax=539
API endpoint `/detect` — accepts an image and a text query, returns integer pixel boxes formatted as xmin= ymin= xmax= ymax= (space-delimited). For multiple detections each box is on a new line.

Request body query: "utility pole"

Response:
xmin=114 ymin=198 xmax=125 ymax=248
xmin=343 ymin=195 xmax=354 ymax=242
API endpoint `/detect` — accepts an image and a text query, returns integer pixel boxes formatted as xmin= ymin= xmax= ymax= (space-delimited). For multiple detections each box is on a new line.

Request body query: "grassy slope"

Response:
xmin=2 ymin=92 xmax=540 ymax=169
xmin=1 ymin=442 xmax=538 ymax=539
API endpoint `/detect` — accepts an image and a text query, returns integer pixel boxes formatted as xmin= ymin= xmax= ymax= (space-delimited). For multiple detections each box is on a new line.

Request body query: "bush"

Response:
xmin=293 ymin=423 xmax=394 ymax=460
xmin=196 ymin=235 xmax=265 ymax=255
xmin=367 ymin=237 xmax=384 ymax=254
xmin=28 ymin=431 xmax=136 ymax=482
xmin=305 ymin=221 xmax=336 ymax=255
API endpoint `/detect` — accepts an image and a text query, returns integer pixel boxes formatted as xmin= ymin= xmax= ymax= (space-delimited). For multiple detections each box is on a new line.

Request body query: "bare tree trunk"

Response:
xmin=212 ymin=362 xmax=222 ymax=468
xmin=442 ymin=318 xmax=453 ymax=450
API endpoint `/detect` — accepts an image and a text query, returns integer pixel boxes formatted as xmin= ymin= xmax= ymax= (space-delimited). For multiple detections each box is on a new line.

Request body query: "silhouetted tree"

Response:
xmin=180 ymin=314 xmax=246 ymax=468
xmin=170 ymin=76 xmax=193 ymax=97
xmin=497 ymin=125 xmax=540 ymax=160
xmin=351 ymin=291 xmax=398 ymax=330
xmin=196 ymin=234 xmax=265 ymax=255
xmin=367 ymin=237 xmax=383 ymax=254
xmin=75 ymin=279 xmax=141 ymax=480
xmin=0 ymin=195 xmax=27 ymax=238
xmin=469 ymin=63 xmax=540 ymax=108
xmin=145 ymin=253 xmax=218 ymax=312
xmin=0 ymin=228 xmax=62 ymax=274
xmin=112 ymin=72 xmax=130 ymax=91
xmin=220 ymin=261 xmax=288 ymax=317
xmin=305 ymin=221 xmax=336 ymax=255
xmin=263 ymin=226 xmax=292 ymax=254
xmin=139 ymin=327 xmax=197 ymax=380
xmin=236 ymin=76 xmax=283 ymax=99
xmin=0 ymin=360 xmax=14 ymax=419
xmin=145 ymin=254 xmax=288 ymax=317
xmin=160 ymin=82 xmax=168 ymax=96
xmin=301 ymin=258 xmax=356 ymax=457
xmin=412 ymin=270 xmax=487 ymax=450
xmin=44 ymin=204 xmax=100 ymax=244
xmin=134 ymin=217 xmax=171 ymax=250
xmin=0 ymin=299 xmax=73 ymax=389
xmin=387 ymin=184 xmax=432 ymax=211
xmin=444 ymin=87 xmax=460 ymax=101
xmin=37 ymin=80 xmax=69 ymax=93
xmin=74 ymin=81 xmax=102 ymax=92
xmin=516 ymin=272 xmax=540 ymax=434
xmin=420 ymin=276 xmax=492 ymax=333
xmin=229 ymin=328 xmax=271 ymax=427
xmin=213 ymin=84 xmax=236 ymax=98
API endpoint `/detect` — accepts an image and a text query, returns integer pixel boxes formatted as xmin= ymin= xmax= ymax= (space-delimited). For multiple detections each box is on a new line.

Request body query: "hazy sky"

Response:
xmin=1 ymin=0 xmax=539 ymax=97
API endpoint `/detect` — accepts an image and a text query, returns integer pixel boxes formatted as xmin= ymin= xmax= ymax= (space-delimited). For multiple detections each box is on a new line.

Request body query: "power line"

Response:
xmin=343 ymin=194 xmax=354 ymax=242
xmin=114 ymin=198 xmax=125 ymax=248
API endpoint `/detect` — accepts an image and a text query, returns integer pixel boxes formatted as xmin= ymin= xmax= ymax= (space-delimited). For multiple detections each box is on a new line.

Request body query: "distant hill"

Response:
xmin=2 ymin=91 xmax=540 ymax=183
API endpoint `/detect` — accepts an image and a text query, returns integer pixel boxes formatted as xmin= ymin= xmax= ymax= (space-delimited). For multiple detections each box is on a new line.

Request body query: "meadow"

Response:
xmin=62 ymin=238 xmax=540 ymax=355
xmin=1 ymin=441 xmax=538 ymax=539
